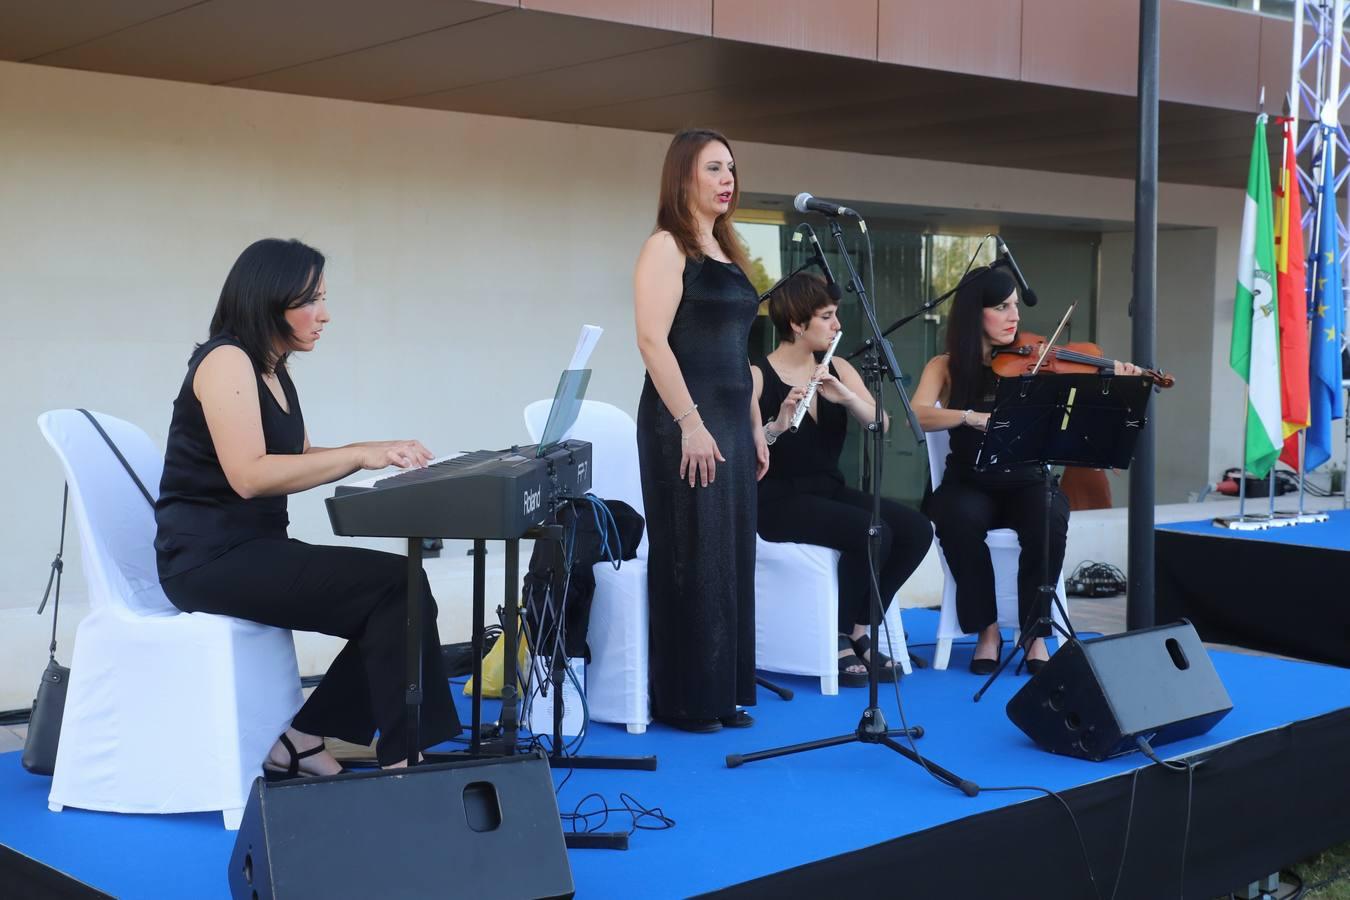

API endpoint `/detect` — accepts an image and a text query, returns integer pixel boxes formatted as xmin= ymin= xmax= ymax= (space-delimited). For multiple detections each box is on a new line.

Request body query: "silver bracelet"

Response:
xmin=680 ymin=422 xmax=705 ymax=445
xmin=960 ymin=409 xmax=973 ymax=426
xmin=764 ymin=423 xmax=780 ymax=446
xmin=673 ymin=403 xmax=699 ymax=424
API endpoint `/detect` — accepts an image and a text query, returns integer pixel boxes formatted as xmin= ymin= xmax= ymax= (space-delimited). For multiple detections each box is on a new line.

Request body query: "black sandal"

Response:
xmin=837 ymin=635 xmax=869 ymax=688
xmin=850 ymin=634 xmax=899 ymax=682
xmin=262 ymin=733 xmax=332 ymax=782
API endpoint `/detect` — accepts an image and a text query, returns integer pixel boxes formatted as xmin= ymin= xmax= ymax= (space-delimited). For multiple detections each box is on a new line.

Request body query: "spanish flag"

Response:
xmin=1274 ymin=115 xmax=1310 ymax=468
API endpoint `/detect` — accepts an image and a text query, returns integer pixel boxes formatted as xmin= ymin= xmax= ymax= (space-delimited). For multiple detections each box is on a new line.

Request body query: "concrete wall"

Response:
xmin=0 ymin=59 xmax=1256 ymax=706
xmin=1099 ymin=228 xmax=1224 ymax=505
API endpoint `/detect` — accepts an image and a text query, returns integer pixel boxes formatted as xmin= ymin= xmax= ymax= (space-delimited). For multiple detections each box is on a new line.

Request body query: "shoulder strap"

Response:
xmin=35 ymin=484 xmax=68 ymax=660
xmin=77 ymin=408 xmax=154 ymax=509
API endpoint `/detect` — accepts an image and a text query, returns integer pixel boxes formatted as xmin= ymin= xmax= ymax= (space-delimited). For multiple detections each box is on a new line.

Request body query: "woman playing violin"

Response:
xmin=912 ymin=265 xmax=1141 ymax=674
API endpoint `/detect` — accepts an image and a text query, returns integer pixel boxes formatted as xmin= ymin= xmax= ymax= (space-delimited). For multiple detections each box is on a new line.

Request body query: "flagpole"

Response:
xmin=1239 ymin=385 xmax=1250 ymax=520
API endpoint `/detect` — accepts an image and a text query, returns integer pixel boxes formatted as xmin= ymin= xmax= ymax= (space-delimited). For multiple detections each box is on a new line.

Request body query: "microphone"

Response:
xmin=993 ymin=237 xmax=1038 ymax=307
xmin=794 ymin=192 xmax=859 ymax=218
xmin=798 ymin=224 xmax=844 ymax=301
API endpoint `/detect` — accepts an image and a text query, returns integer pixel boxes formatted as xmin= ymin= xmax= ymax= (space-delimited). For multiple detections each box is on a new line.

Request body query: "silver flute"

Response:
xmin=789 ymin=331 xmax=843 ymax=432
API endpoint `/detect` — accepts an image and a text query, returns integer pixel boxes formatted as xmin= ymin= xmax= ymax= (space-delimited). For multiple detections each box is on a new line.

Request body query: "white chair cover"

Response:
xmin=755 ymin=538 xmax=910 ymax=695
xmin=924 ymin=415 xmax=1067 ymax=670
xmin=524 ymin=400 xmax=649 ymax=732
xmin=38 ymin=410 xmax=302 ymax=829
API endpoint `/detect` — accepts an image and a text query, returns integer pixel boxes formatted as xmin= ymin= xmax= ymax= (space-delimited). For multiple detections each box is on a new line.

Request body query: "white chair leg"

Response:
xmin=222 ymin=807 xmax=244 ymax=831
xmin=881 ymin=610 xmax=912 ymax=676
xmin=819 ymin=672 xmax=838 ymax=696
xmin=933 ymin=638 xmax=953 ymax=671
xmin=48 ymin=802 xmax=63 ymax=813
xmin=626 ymin=722 xmax=647 ymax=735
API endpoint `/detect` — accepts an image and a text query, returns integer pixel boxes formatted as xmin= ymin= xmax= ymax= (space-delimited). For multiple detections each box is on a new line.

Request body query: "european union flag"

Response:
xmin=1307 ymin=130 xmax=1346 ymax=472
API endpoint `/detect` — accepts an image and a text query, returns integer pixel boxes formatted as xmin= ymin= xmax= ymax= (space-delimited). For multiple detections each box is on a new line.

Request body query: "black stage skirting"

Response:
xmin=1155 ymin=521 xmax=1350 ymax=668
xmin=712 ymin=707 xmax=1350 ymax=899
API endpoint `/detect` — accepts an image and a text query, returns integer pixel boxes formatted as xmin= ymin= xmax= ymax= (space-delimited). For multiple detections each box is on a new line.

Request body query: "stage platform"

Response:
xmin=3 ymin=609 xmax=1349 ymax=899
xmin=1157 ymin=508 xmax=1350 ymax=667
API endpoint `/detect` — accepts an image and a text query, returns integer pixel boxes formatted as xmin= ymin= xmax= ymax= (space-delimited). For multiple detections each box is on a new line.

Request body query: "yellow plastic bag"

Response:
xmin=463 ymin=620 xmax=529 ymax=699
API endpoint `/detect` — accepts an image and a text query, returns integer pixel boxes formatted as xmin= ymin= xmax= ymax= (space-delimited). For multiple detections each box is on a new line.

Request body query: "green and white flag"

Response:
xmin=1230 ymin=114 xmax=1282 ymax=479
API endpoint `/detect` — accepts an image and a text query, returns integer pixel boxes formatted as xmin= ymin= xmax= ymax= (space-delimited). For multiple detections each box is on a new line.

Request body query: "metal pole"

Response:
xmin=1127 ymin=0 xmax=1160 ymax=632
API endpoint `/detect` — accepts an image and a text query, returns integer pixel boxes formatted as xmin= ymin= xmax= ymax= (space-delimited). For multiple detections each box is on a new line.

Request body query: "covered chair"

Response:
xmin=755 ymin=538 xmax=911 ymax=694
xmin=524 ymin=399 xmax=649 ymax=733
xmin=924 ymin=417 xmax=1068 ymax=670
xmin=38 ymin=409 xmax=302 ymax=830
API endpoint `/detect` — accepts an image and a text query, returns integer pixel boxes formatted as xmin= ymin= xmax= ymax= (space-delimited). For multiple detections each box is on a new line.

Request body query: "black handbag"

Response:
xmin=22 ymin=484 xmax=71 ymax=775
xmin=23 ymin=410 xmax=157 ymax=775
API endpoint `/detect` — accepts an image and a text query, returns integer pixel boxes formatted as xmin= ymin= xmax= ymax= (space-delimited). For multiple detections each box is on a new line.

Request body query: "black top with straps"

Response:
xmin=755 ymin=356 xmax=847 ymax=503
xmin=946 ymin=364 xmax=1040 ymax=483
xmin=155 ymin=335 xmax=305 ymax=580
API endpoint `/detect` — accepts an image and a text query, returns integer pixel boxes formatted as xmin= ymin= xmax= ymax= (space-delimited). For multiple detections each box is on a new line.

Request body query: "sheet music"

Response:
xmin=568 ymin=324 xmax=603 ymax=371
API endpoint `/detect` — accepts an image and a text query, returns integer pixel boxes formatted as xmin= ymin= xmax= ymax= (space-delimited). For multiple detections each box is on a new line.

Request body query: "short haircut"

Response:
xmin=769 ymin=271 xmax=834 ymax=342
xmin=207 ymin=238 xmax=326 ymax=373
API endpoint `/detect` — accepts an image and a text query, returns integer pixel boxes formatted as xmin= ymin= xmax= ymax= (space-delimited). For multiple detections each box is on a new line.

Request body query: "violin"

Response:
xmin=990 ymin=331 xmax=1176 ymax=389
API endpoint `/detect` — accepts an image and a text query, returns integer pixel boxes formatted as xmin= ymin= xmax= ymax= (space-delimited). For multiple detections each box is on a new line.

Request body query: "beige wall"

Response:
xmin=0 ymin=59 xmax=1257 ymax=705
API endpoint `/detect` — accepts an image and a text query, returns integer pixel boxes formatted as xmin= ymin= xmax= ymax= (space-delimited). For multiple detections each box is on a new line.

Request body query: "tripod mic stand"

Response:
xmin=725 ymin=215 xmax=977 ymax=797
xmin=967 ymin=372 xmax=1153 ymax=702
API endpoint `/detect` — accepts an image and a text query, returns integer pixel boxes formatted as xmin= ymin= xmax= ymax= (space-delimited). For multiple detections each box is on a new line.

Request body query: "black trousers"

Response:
xmin=923 ymin=470 xmax=1070 ymax=639
xmin=161 ymin=537 xmax=460 ymax=766
xmin=758 ymin=483 xmax=932 ymax=633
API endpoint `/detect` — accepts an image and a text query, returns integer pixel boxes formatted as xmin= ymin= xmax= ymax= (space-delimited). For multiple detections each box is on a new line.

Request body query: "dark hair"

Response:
xmin=655 ymin=128 xmax=750 ymax=272
xmin=207 ymin=238 xmax=326 ymax=374
xmin=944 ymin=264 xmax=1018 ymax=410
xmin=769 ymin=272 xmax=834 ymax=341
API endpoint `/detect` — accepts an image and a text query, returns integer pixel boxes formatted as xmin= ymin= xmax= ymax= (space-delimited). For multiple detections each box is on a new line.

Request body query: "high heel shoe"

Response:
xmin=968 ymin=638 xmax=1003 ymax=676
xmin=262 ymin=733 xmax=336 ymax=782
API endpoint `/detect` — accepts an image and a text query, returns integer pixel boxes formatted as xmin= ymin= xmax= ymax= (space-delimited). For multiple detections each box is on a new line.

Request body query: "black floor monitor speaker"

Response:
xmin=1006 ymin=621 xmax=1233 ymax=762
xmin=228 ymin=748 xmax=573 ymax=900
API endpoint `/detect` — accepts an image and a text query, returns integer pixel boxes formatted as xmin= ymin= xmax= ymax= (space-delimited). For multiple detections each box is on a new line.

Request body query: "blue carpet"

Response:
xmin=1159 ymin=508 xmax=1350 ymax=550
xmin=3 ymin=609 xmax=1349 ymax=899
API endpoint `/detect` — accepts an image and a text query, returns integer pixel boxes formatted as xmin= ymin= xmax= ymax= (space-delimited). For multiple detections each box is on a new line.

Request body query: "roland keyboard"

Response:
xmin=326 ymin=440 xmax=591 ymax=540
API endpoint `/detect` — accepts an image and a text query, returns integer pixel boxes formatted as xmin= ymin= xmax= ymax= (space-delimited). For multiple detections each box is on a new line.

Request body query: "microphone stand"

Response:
xmin=726 ymin=216 xmax=978 ymax=798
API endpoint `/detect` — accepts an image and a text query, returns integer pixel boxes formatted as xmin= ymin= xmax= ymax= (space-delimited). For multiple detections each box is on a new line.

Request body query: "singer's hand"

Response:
xmin=679 ymin=423 xmax=725 ymax=488
xmin=753 ymin=426 xmax=770 ymax=481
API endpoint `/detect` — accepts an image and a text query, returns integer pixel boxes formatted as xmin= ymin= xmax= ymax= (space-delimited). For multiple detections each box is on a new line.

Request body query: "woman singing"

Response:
xmin=753 ymin=273 xmax=932 ymax=686
xmin=913 ymin=265 xmax=1139 ymax=674
xmin=155 ymin=238 xmax=459 ymax=775
xmin=634 ymin=129 xmax=769 ymax=733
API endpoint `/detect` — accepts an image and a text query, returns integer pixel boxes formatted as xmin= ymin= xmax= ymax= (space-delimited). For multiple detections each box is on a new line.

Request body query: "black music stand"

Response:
xmin=970 ymin=372 xmax=1153 ymax=702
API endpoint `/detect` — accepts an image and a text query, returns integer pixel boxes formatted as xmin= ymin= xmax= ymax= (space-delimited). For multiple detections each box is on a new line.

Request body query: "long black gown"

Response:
xmin=637 ymin=255 xmax=759 ymax=723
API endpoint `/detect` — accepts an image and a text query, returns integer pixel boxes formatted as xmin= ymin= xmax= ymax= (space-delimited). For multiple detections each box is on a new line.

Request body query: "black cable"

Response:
xmin=1108 ymin=768 xmax=1144 ymax=900
xmin=0 ymin=708 xmax=31 ymax=726
xmin=1135 ymin=736 xmax=1195 ymax=900
xmin=979 ymin=784 xmax=1104 ymax=900
xmin=559 ymin=790 xmax=675 ymax=837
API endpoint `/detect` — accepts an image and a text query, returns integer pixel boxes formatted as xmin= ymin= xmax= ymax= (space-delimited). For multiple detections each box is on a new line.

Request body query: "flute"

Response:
xmin=789 ymin=331 xmax=843 ymax=432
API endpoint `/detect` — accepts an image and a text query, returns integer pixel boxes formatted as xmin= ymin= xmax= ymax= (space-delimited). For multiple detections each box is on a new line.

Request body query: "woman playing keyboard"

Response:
xmin=154 ymin=238 xmax=460 ymax=776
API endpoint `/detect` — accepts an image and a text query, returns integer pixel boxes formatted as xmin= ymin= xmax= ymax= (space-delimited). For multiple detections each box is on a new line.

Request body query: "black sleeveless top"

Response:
xmin=946 ymin=364 xmax=1040 ymax=483
xmin=755 ymin=356 xmax=848 ymax=503
xmin=155 ymin=335 xmax=305 ymax=580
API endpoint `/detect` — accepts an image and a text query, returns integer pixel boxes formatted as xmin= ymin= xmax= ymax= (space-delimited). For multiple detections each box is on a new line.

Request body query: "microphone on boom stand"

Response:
xmin=793 ymin=191 xmax=860 ymax=218
xmin=798 ymin=222 xmax=843 ymax=301
xmin=992 ymin=237 xmax=1038 ymax=307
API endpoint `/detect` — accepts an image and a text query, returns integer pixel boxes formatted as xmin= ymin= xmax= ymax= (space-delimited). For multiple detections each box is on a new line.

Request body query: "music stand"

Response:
xmin=970 ymin=371 xmax=1153 ymax=702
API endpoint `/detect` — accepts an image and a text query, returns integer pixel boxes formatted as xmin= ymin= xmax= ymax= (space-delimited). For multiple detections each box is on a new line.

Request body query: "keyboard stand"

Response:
xmin=411 ymin=535 xmax=524 ymax=765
